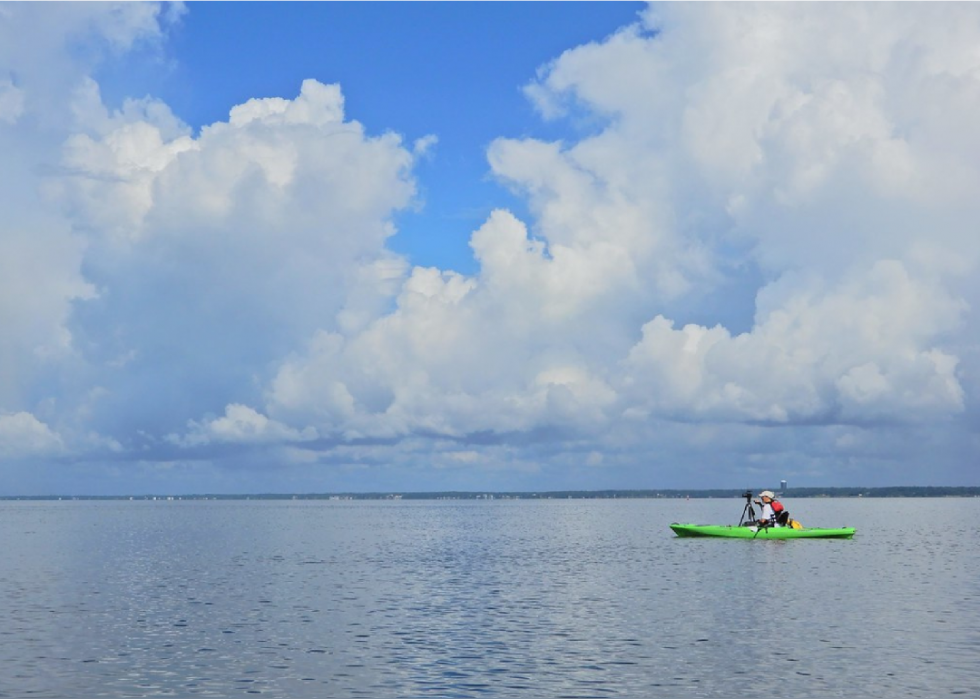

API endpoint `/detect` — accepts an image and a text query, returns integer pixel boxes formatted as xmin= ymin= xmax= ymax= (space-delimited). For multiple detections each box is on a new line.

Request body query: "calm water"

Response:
xmin=0 ymin=498 xmax=977 ymax=698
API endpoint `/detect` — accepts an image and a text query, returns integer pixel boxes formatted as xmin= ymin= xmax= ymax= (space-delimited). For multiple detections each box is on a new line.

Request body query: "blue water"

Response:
xmin=0 ymin=498 xmax=977 ymax=698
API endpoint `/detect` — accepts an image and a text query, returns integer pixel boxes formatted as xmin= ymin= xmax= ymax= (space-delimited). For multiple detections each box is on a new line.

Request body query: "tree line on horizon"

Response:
xmin=3 ymin=486 xmax=979 ymax=501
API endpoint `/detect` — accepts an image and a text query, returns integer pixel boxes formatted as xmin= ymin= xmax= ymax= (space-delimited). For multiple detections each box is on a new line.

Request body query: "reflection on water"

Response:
xmin=0 ymin=498 xmax=977 ymax=697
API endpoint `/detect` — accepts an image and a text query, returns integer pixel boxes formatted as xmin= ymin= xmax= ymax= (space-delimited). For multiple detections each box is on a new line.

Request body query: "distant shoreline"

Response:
xmin=3 ymin=486 xmax=979 ymax=501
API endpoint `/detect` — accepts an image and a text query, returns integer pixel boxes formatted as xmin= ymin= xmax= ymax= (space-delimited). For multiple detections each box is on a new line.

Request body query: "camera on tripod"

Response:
xmin=738 ymin=489 xmax=757 ymax=526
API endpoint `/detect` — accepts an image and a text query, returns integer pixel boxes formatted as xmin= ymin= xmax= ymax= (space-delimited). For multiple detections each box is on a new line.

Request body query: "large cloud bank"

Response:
xmin=2 ymin=3 xmax=978 ymax=492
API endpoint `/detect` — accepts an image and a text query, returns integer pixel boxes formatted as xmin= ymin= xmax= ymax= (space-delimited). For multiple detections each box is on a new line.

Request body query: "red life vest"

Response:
xmin=771 ymin=500 xmax=784 ymax=513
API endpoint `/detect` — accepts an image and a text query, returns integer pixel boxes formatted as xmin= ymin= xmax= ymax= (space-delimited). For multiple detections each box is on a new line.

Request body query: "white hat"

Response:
xmin=759 ymin=490 xmax=775 ymax=499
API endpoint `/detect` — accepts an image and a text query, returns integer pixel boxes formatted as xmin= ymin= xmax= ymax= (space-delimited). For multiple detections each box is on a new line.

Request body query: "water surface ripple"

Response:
xmin=0 ymin=498 xmax=977 ymax=697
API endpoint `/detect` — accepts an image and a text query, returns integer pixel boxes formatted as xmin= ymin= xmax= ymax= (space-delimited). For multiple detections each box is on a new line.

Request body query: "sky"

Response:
xmin=1 ymin=2 xmax=979 ymax=496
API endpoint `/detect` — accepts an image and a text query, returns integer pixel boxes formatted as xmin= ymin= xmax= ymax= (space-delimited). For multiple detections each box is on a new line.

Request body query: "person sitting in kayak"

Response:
xmin=755 ymin=490 xmax=788 ymax=527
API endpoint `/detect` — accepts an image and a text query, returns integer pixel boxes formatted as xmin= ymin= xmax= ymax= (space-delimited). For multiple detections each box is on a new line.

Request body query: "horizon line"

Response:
xmin=3 ymin=486 xmax=979 ymax=501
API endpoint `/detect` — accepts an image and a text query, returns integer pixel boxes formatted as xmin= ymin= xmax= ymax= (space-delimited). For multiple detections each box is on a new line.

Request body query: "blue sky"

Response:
xmin=1 ymin=2 xmax=979 ymax=495
xmin=99 ymin=2 xmax=647 ymax=274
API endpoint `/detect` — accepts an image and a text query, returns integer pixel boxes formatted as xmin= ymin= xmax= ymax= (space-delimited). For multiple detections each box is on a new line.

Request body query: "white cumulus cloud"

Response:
xmin=47 ymin=77 xmax=422 ymax=445
xmin=3 ymin=2 xmax=979 ymax=490
xmin=174 ymin=404 xmax=317 ymax=447
xmin=261 ymin=5 xmax=977 ymax=448
xmin=0 ymin=412 xmax=64 ymax=458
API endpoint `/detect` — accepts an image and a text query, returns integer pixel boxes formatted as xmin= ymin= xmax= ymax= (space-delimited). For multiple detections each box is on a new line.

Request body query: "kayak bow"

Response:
xmin=670 ymin=523 xmax=855 ymax=539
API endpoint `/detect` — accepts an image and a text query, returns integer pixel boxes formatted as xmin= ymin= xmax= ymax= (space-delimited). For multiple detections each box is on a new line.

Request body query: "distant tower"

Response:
xmin=781 ymin=479 xmax=787 ymax=493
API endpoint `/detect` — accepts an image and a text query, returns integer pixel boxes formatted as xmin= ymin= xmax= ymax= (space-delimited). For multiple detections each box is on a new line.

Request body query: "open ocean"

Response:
xmin=0 ymin=497 xmax=977 ymax=698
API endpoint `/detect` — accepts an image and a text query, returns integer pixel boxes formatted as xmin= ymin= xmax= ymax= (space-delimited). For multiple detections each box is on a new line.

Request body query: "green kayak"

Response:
xmin=670 ymin=523 xmax=856 ymax=539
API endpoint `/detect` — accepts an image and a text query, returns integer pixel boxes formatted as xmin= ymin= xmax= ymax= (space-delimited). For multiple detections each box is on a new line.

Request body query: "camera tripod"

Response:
xmin=738 ymin=490 xmax=757 ymax=526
